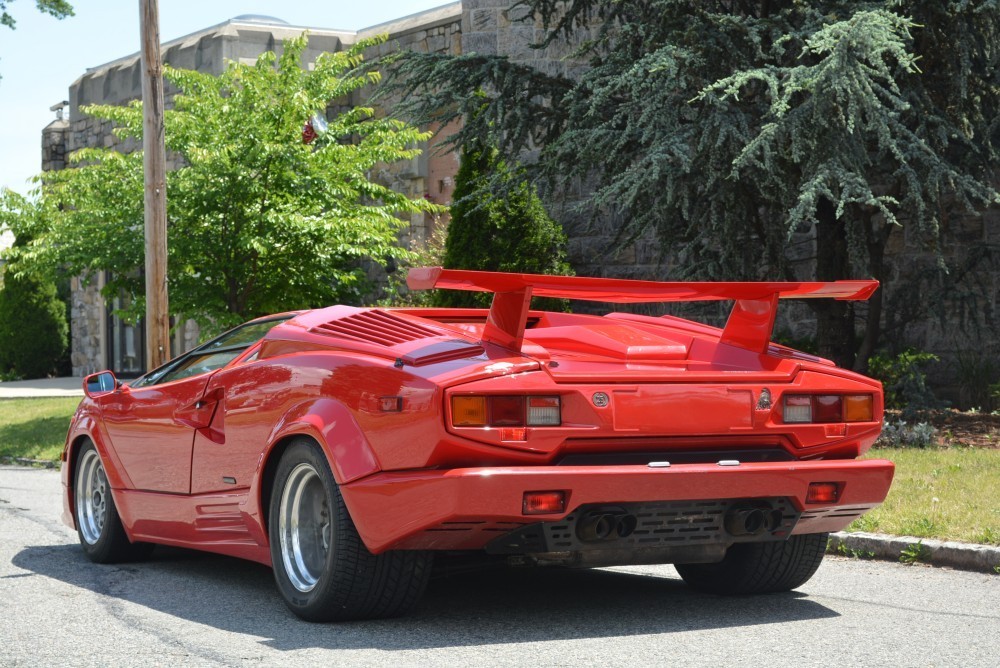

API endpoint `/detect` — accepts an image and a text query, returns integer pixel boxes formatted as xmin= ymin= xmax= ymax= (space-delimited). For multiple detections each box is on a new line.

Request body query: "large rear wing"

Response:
xmin=407 ymin=267 xmax=878 ymax=353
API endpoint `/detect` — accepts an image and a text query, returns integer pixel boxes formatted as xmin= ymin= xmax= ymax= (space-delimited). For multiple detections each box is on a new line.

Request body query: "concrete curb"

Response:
xmin=829 ymin=531 xmax=1000 ymax=574
xmin=0 ymin=456 xmax=58 ymax=469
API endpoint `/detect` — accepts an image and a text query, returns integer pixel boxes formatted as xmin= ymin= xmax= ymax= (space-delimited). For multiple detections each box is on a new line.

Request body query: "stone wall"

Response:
xmin=68 ymin=273 xmax=105 ymax=376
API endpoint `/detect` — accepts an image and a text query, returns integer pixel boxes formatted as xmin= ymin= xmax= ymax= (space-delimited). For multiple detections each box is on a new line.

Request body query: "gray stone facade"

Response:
xmin=45 ymin=1 xmax=1000 ymax=397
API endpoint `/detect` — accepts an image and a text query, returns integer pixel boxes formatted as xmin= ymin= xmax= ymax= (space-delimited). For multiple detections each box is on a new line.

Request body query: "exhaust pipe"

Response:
xmin=577 ymin=508 xmax=637 ymax=542
xmin=725 ymin=504 xmax=784 ymax=537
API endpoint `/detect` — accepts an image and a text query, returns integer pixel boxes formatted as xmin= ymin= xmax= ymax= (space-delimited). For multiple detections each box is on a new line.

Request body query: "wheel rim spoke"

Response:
xmin=76 ymin=449 xmax=108 ymax=545
xmin=278 ymin=463 xmax=330 ymax=593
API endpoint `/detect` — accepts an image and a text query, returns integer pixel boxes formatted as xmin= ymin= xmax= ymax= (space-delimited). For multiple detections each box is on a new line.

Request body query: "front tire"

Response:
xmin=675 ymin=533 xmax=828 ymax=595
xmin=268 ymin=438 xmax=432 ymax=621
xmin=74 ymin=441 xmax=152 ymax=563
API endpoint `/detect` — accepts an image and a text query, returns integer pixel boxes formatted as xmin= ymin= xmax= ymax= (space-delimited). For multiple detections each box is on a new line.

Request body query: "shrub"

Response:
xmin=434 ymin=131 xmax=572 ymax=310
xmin=0 ymin=253 xmax=68 ymax=379
xmin=875 ymin=419 xmax=938 ymax=448
xmin=867 ymin=349 xmax=941 ymax=413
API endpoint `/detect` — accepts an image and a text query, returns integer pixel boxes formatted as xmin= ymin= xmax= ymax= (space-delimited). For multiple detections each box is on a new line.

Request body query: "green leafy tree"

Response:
xmin=389 ymin=1 xmax=1000 ymax=369
xmin=0 ymin=194 xmax=68 ymax=378
xmin=0 ymin=0 xmax=72 ymax=29
xmin=5 ymin=35 xmax=439 ymax=333
xmin=434 ymin=132 xmax=572 ymax=308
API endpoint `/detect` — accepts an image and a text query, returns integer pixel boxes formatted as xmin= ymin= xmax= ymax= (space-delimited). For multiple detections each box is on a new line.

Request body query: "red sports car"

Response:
xmin=62 ymin=268 xmax=893 ymax=621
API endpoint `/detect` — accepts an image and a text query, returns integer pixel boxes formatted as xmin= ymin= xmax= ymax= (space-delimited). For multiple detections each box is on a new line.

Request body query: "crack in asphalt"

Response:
xmin=94 ymin=575 xmax=234 ymax=668
xmin=0 ymin=499 xmax=74 ymax=542
xmin=811 ymin=593 xmax=1000 ymax=621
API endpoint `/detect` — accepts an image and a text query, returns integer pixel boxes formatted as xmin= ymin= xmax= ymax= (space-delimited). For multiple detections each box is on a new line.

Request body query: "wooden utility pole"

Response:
xmin=139 ymin=0 xmax=170 ymax=370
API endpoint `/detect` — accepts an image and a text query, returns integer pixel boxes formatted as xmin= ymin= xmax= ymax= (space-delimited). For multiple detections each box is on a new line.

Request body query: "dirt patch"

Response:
xmin=888 ymin=409 xmax=1000 ymax=448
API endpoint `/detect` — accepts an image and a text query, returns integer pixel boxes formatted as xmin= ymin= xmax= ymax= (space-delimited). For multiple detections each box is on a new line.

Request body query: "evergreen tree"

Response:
xmin=435 ymin=133 xmax=572 ymax=309
xmin=0 ymin=234 xmax=68 ymax=379
xmin=389 ymin=1 xmax=1000 ymax=369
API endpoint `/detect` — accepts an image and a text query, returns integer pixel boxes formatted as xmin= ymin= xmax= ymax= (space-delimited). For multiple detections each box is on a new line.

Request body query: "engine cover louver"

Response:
xmin=310 ymin=309 xmax=440 ymax=346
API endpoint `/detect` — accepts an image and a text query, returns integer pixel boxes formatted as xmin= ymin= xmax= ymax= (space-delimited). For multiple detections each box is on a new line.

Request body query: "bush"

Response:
xmin=434 ymin=132 xmax=572 ymax=310
xmin=0 ymin=248 xmax=68 ymax=379
xmin=875 ymin=419 xmax=938 ymax=448
xmin=867 ymin=349 xmax=941 ymax=413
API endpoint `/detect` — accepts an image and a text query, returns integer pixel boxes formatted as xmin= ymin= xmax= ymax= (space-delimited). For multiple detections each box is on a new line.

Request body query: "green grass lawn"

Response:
xmin=0 ymin=397 xmax=78 ymax=462
xmin=1 ymin=398 xmax=998 ymax=545
xmin=851 ymin=446 xmax=1000 ymax=545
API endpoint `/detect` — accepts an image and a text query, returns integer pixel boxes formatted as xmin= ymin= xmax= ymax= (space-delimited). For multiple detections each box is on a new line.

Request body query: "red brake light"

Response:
xmin=490 ymin=396 xmax=525 ymax=426
xmin=812 ymin=395 xmax=843 ymax=422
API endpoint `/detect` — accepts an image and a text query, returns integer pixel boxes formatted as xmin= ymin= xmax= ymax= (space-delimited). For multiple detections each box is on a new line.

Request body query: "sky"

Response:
xmin=0 ymin=0 xmax=453 ymax=196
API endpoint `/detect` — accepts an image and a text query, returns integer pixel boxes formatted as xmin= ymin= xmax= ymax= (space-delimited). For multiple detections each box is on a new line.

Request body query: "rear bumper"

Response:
xmin=340 ymin=459 xmax=894 ymax=553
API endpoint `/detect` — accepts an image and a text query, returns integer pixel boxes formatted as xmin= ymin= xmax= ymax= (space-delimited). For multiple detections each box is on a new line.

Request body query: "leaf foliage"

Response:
xmin=386 ymin=0 xmax=1000 ymax=364
xmin=2 ymin=35 xmax=440 ymax=334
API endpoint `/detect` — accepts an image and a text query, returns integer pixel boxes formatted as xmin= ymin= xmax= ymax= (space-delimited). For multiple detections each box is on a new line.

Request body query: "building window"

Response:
xmin=107 ymin=293 xmax=145 ymax=377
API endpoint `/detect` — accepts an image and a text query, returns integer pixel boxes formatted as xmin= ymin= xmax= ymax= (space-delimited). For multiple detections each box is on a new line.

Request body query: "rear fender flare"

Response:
xmin=264 ymin=397 xmax=380 ymax=485
xmin=250 ymin=398 xmax=380 ymax=542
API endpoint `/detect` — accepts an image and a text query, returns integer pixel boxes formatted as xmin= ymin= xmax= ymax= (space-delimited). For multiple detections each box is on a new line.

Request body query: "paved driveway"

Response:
xmin=2 ymin=466 xmax=998 ymax=667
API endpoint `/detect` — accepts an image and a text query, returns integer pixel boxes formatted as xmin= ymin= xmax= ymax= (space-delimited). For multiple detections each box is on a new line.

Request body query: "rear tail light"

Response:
xmin=490 ymin=396 xmax=525 ymax=426
xmin=783 ymin=394 xmax=874 ymax=424
xmin=451 ymin=395 xmax=561 ymax=427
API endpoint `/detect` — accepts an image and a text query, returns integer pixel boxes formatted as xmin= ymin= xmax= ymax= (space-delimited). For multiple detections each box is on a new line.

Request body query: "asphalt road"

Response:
xmin=2 ymin=466 xmax=998 ymax=667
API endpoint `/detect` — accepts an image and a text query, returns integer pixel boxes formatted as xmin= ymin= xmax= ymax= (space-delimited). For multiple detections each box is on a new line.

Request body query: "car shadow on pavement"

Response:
xmin=13 ymin=544 xmax=839 ymax=651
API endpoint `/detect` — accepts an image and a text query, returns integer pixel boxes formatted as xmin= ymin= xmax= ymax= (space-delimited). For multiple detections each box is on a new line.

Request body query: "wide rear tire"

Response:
xmin=74 ymin=441 xmax=152 ymax=563
xmin=675 ymin=533 xmax=828 ymax=595
xmin=268 ymin=438 xmax=432 ymax=621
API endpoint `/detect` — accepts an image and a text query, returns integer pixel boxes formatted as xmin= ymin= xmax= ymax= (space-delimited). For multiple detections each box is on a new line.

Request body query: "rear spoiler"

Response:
xmin=407 ymin=267 xmax=878 ymax=354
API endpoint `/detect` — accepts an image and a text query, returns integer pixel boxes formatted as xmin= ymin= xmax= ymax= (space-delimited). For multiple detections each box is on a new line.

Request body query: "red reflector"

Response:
xmin=500 ymin=427 xmax=527 ymax=442
xmin=523 ymin=491 xmax=566 ymax=515
xmin=806 ymin=482 xmax=840 ymax=504
xmin=490 ymin=396 xmax=525 ymax=426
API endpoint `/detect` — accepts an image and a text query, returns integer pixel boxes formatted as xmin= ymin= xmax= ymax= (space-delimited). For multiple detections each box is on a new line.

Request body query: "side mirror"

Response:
xmin=83 ymin=371 xmax=119 ymax=398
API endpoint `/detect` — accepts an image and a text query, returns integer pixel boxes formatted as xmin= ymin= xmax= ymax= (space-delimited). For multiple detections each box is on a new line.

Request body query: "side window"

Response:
xmin=130 ymin=316 xmax=291 ymax=388
xmin=152 ymin=350 xmax=245 ymax=385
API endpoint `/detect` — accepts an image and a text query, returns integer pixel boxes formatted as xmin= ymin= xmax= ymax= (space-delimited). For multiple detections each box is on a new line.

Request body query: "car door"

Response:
xmin=99 ymin=374 xmax=212 ymax=494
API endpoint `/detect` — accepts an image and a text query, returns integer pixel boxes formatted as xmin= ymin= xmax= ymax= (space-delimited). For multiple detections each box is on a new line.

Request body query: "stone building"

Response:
xmin=45 ymin=6 xmax=463 ymax=377
xmin=44 ymin=1 xmax=1000 ymax=402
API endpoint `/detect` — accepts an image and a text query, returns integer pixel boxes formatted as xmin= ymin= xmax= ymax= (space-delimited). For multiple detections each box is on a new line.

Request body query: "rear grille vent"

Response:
xmin=311 ymin=310 xmax=440 ymax=346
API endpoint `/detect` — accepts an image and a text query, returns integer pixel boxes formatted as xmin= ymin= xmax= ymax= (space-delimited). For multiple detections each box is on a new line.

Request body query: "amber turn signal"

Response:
xmin=844 ymin=394 xmax=874 ymax=422
xmin=452 ymin=396 xmax=487 ymax=426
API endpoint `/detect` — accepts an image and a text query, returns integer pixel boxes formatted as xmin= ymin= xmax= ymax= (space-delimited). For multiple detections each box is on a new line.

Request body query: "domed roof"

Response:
xmin=231 ymin=14 xmax=289 ymax=25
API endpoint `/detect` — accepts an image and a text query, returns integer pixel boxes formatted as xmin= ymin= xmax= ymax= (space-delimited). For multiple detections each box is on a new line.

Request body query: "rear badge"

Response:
xmin=592 ymin=392 xmax=610 ymax=408
xmin=756 ymin=388 xmax=772 ymax=410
